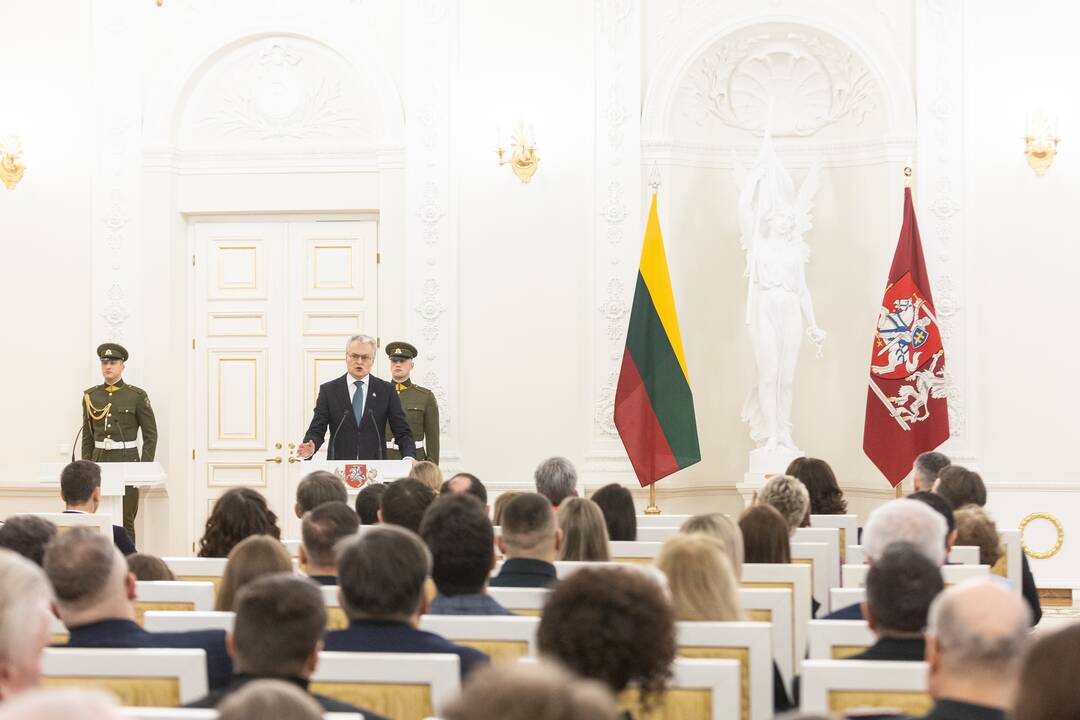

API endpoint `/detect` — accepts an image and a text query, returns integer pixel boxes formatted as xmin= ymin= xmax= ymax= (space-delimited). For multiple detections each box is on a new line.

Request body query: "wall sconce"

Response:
xmin=0 ymin=136 xmax=25 ymax=190
xmin=496 ymin=121 xmax=539 ymax=183
xmin=1025 ymin=111 xmax=1059 ymax=176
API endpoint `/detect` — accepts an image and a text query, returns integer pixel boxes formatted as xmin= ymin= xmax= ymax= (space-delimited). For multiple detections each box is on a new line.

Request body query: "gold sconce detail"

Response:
xmin=496 ymin=121 xmax=539 ymax=183
xmin=1024 ymin=111 xmax=1059 ymax=176
xmin=0 ymin=136 xmax=25 ymax=190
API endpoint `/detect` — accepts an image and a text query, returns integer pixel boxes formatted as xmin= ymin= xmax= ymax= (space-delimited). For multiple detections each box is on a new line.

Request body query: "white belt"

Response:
xmin=386 ymin=440 xmax=425 ymax=450
xmin=95 ymin=439 xmax=138 ymax=450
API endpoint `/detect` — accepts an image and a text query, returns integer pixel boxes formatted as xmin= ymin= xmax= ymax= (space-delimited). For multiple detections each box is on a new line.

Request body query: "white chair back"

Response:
xmin=136 ymin=582 xmax=215 ymax=611
xmin=119 ymin=713 xmax=361 ymax=720
xmin=830 ymin=587 xmax=865 ymax=610
xmin=486 ymin=587 xmax=550 ymax=615
xmin=636 ymin=514 xmax=693 ymax=528
xmin=282 ymin=539 xmax=302 ymax=557
xmin=799 ymin=659 xmax=930 ymax=715
xmin=809 ymin=515 xmax=858 ymax=562
xmin=948 ymin=545 xmax=980 ymax=564
xmin=792 ymin=527 xmax=842 ymax=590
xmin=675 ymin=621 xmax=772 ymax=720
xmin=143 ymin=611 xmax=235 ymax=633
xmin=21 ymin=512 xmax=112 ymax=536
xmin=311 ymin=651 xmax=460 ymax=718
xmin=844 ymin=563 xmax=990 ymax=588
xmin=738 ymin=588 xmax=794 ymax=688
xmin=162 ymin=558 xmax=228 ymax=585
xmin=791 ymin=541 xmax=830 ymax=615
xmin=609 ymin=540 xmax=663 ymax=561
xmin=740 ymin=563 xmax=811 ymax=672
xmin=418 ymin=615 xmax=540 ymax=659
xmin=807 ymin=619 xmax=876 ymax=659
xmin=997 ymin=529 xmax=1023 ymax=594
xmin=634 ymin=526 xmax=681 ymax=542
xmin=42 ymin=648 xmax=209 ymax=705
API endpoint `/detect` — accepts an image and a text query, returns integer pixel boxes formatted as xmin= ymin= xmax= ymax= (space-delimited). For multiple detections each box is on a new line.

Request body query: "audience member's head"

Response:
xmin=0 ymin=550 xmax=54 ymax=700
xmin=198 ymin=488 xmax=281 ymax=558
xmin=294 ymin=471 xmax=347 ymax=518
xmin=44 ymin=529 xmax=131 ymax=626
xmin=657 ymin=533 xmax=743 ymax=622
xmin=496 ymin=493 xmax=562 ymax=562
xmin=215 ymin=535 xmax=293 ymax=612
xmin=913 ymin=451 xmax=951 ymax=492
xmin=492 ymin=491 xmax=522 ymax=526
xmin=739 ymin=504 xmax=791 ymax=564
xmin=534 ymin=457 xmax=577 ymax=507
xmin=953 ymin=505 xmax=1001 ymax=567
xmin=925 ymin=579 xmax=1030 ymax=709
xmin=862 ymin=498 xmax=947 ymax=566
xmin=0 ymin=516 xmax=56 ymax=567
xmin=217 ymin=679 xmax=322 ymax=720
xmin=1013 ymin=623 xmax=1080 ymax=720
xmin=785 ymin=457 xmax=847 ymax=515
xmin=758 ymin=474 xmax=810 ymax=532
xmin=59 ymin=460 xmax=102 ymax=511
xmin=419 ymin=493 xmax=495 ymax=597
xmin=443 ymin=473 xmax=488 ymax=508
xmin=680 ymin=513 xmax=744 ymax=576
xmin=230 ymin=574 xmax=325 ymax=680
xmin=337 ymin=525 xmax=431 ymax=623
xmin=538 ymin=567 xmax=675 ymax=709
xmin=863 ymin=542 xmax=944 ymax=639
xmin=354 ymin=482 xmax=387 ymax=525
xmin=441 ymin=660 xmax=617 ymax=720
xmin=126 ymin=553 xmax=175 ymax=581
xmin=934 ymin=465 xmax=987 ymax=509
xmin=908 ymin=491 xmax=958 ymax=551
xmin=0 ymin=688 xmax=122 ymax=720
xmin=590 ymin=484 xmax=637 ymax=542
xmin=408 ymin=461 xmax=444 ymax=492
xmin=557 ymin=498 xmax=610 ymax=562
xmin=379 ymin=478 xmax=436 ymax=533
xmin=299 ymin=501 xmax=359 ymax=574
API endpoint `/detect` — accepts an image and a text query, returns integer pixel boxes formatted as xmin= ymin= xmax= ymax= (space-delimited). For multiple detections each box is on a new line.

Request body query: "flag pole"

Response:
xmin=645 ymin=482 xmax=661 ymax=515
xmin=895 ymin=158 xmax=914 ymax=501
xmin=643 ymin=161 xmax=663 ymax=516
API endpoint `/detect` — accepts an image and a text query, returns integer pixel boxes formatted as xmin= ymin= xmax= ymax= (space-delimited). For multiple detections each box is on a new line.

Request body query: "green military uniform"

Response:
xmin=384 ymin=342 xmax=440 ymax=464
xmin=81 ymin=343 xmax=158 ymax=543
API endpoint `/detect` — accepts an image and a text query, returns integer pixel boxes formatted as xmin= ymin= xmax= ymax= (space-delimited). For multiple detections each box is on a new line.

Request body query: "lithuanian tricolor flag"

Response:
xmin=614 ymin=193 xmax=701 ymax=487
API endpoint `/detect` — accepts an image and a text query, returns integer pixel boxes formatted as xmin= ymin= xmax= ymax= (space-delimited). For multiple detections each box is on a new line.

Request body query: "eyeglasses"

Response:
xmin=348 ymin=354 xmax=374 ymax=363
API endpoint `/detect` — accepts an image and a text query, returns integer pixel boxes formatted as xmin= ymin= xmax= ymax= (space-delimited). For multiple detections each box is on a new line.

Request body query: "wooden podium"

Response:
xmin=39 ymin=461 xmax=166 ymax=524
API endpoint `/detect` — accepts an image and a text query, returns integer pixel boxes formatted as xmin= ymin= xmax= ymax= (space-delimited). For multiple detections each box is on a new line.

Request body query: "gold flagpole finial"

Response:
xmin=903 ymin=159 xmax=913 ymax=188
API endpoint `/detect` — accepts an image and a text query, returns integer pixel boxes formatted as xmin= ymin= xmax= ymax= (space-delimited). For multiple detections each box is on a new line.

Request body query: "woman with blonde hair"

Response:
xmin=408 ymin=460 xmax=444 ymax=492
xmin=214 ymin=535 xmax=293 ymax=611
xmin=557 ymin=497 xmax=610 ymax=562
xmin=679 ymin=513 xmax=744 ymax=576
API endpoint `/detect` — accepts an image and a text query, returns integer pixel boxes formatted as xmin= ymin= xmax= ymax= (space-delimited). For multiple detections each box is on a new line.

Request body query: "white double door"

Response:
xmin=192 ymin=219 xmax=378 ymax=543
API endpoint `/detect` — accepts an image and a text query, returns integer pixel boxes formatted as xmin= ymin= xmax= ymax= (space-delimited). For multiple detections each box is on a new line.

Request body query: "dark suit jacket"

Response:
xmin=62 ymin=510 xmax=135 ymax=555
xmin=488 ymin=558 xmax=558 ymax=588
xmin=913 ymin=699 xmax=1008 ymax=720
xmin=185 ymin=673 xmax=388 ymax=718
xmin=64 ymin=618 xmax=232 ymax=690
xmin=309 ymin=574 xmax=338 ymax=586
xmin=1020 ymin=553 xmax=1042 ymax=625
xmin=849 ymin=636 xmax=926 ymax=662
xmin=823 ymin=601 xmax=864 ymax=620
xmin=303 ymin=374 xmax=415 ymax=461
xmin=323 ymin=619 xmax=489 ymax=681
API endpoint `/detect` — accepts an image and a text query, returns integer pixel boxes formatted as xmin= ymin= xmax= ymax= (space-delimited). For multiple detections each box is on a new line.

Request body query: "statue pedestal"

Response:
xmin=735 ymin=446 xmax=803 ymax=508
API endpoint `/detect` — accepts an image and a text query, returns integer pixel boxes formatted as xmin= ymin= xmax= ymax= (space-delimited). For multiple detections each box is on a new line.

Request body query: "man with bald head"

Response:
xmin=915 ymin=578 xmax=1031 ymax=719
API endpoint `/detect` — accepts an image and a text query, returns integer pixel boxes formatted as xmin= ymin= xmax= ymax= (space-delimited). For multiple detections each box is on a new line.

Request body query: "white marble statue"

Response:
xmin=733 ymin=134 xmax=826 ymax=452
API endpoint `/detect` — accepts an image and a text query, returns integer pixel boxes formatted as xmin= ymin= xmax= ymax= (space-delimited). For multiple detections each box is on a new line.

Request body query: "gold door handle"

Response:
xmin=288 ymin=456 xmax=301 ymax=464
xmin=265 ymin=456 xmax=283 ymax=464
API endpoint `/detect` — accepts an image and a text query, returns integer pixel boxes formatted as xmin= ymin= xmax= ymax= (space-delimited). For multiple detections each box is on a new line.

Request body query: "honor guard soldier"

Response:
xmin=384 ymin=342 xmax=440 ymax=464
xmin=81 ymin=343 xmax=158 ymax=543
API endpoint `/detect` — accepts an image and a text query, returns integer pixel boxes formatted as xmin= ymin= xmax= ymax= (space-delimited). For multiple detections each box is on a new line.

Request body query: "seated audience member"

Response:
xmin=824 ymin=499 xmax=947 ymax=621
xmin=680 ymin=513 xmax=743 ymax=575
xmin=785 ymin=457 xmax=848 ymax=515
xmin=0 ymin=688 xmax=122 ymax=720
xmin=441 ymin=472 xmax=489 ymax=514
xmin=215 ymin=535 xmax=294 ymax=611
xmin=0 ymin=550 xmax=54 ymax=701
xmin=187 ymin=574 xmax=385 ymax=718
xmin=590 ymin=483 xmax=637 ymax=541
xmin=198 ymin=488 xmax=281 ymax=558
xmin=441 ymin=660 xmax=618 ymax=720
xmin=378 ymin=478 xmax=435 ymax=533
xmin=537 ymin=567 xmax=675 ymax=714
xmin=908 ymin=491 xmax=958 ymax=554
xmin=1013 ymin=623 xmax=1080 ymax=720
xmin=293 ymin=471 xmax=347 ymax=519
xmin=217 ymin=679 xmax=323 ymax=720
xmin=492 ymin=491 xmax=522 ymax=526
xmin=912 ymin=451 xmax=951 ymax=493
xmin=299 ymin=501 xmax=358 ymax=585
xmin=953 ymin=505 xmax=1001 ymax=568
xmin=419 ymin=494 xmax=511 ymax=615
xmin=0 ymin=515 xmax=56 ymax=567
xmin=534 ymin=456 xmax=578 ymax=508
xmin=915 ymin=579 xmax=1030 ymax=720
xmin=489 ymin=493 xmax=562 ymax=588
xmin=758 ymin=474 xmax=811 ymax=532
xmin=657 ymin=533 xmax=792 ymax=713
xmin=558 ymin=497 xmax=611 ymax=562
xmin=325 ymin=524 xmax=489 ymax=680
xmin=43 ymin=528 xmax=233 ymax=690
xmin=850 ymin=542 xmax=944 ymax=661
xmin=126 ymin=553 xmax=175 ymax=581
xmin=354 ymin=482 xmax=386 ymax=525
xmin=408 ymin=460 xmax=444 ymax=492
xmin=59 ymin=460 xmax=135 ymax=555
xmin=739 ymin=505 xmax=791 ymax=564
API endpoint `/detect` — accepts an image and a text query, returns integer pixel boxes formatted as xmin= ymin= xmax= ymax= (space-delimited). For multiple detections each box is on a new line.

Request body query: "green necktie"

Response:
xmin=352 ymin=380 xmax=365 ymax=425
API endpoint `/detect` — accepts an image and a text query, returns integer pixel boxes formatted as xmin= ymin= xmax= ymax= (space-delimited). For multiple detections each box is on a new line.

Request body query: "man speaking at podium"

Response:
xmin=297 ymin=334 xmax=416 ymax=462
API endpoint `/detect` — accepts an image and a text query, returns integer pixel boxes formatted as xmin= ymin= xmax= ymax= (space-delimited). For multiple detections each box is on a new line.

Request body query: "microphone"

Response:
xmin=328 ymin=410 xmax=349 ymax=462
xmin=70 ymin=420 xmax=89 ymax=463
xmin=369 ymin=407 xmax=383 ymax=461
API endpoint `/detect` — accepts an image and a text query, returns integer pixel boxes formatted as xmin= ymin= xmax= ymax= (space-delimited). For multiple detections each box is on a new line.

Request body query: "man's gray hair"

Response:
xmin=534 ymin=457 xmax=578 ymax=507
xmin=758 ymin=474 xmax=810 ymax=531
xmin=0 ymin=549 xmax=53 ymax=666
xmin=927 ymin=578 xmax=1030 ymax=675
xmin=345 ymin=335 xmax=377 ymax=353
xmin=863 ymin=499 xmax=947 ymax=565
xmin=913 ymin=451 xmax=950 ymax=481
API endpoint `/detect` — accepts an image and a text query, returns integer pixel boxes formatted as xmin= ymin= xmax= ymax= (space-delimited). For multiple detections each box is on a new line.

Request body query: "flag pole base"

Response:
xmin=644 ymin=483 xmax=661 ymax=515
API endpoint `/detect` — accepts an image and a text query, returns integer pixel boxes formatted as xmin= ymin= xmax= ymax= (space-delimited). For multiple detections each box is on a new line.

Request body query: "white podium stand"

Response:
xmin=303 ymin=459 xmax=412 ymax=495
xmin=39 ymin=462 xmax=167 ymax=525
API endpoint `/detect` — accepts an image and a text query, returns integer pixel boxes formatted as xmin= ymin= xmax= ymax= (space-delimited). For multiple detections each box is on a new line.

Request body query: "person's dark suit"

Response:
xmin=848 ymin=636 xmax=925 ymax=662
xmin=323 ymin=619 xmax=488 ymax=681
xmin=64 ymin=618 xmax=232 ymax=690
xmin=911 ymin=699 xmax=1008 ymax=720
xmin=303 ymin=374 xmax=415 ymax=461
xmin=822 ymin=602 xmax=864 ymax=620
xmin=488 ymin=558 xmax=557 ymax=588
xmin=185 ymin=673 xmax=389 ymax=718
xmin=62 ymin=510 xmax=135 ymax=556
